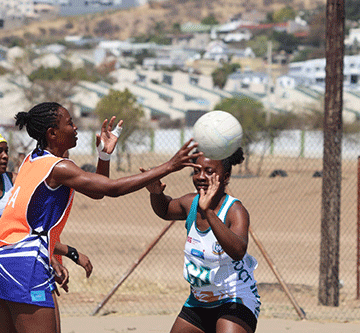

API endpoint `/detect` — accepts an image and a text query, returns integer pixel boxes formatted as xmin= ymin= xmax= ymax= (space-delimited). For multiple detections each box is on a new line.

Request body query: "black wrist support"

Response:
xmin=66 ymin=246 xmax=79 ymax=263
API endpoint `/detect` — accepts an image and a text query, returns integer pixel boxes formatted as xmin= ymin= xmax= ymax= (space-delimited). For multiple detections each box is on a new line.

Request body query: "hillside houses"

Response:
xmin=226 ymin=55 xmax=360 ymax=122
xmin=1 ymin=36 xmax=360 ymax=128
xmin=0 ymin=4 xmax=360 ymax=129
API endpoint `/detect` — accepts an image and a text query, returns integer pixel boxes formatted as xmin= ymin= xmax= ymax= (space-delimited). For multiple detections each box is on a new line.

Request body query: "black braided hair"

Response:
xmin=15 ymin=102 xmax=62 ymax=153
xmin=190 ymin=147 xmax=244 ymax=175
xmin=222 ymin=147 xmax=244 ymax=175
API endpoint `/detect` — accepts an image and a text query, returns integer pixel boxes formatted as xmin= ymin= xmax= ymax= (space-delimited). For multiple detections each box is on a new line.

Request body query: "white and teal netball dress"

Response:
xmin=183 ymin=194 xmax=261 ymax=318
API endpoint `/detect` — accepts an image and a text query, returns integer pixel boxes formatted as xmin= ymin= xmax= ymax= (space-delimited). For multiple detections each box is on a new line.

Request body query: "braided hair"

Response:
xmin=222 ymin=147 xmax=244 ymax=175
xmin=15 ymin=102 xmax=62 ymax=153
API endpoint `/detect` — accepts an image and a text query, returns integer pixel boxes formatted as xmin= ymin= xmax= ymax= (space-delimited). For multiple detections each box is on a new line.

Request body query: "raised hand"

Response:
xmin=199 ymin=173 xmax=220 ymax=211
xmin=96 ymin=116 xmax=123 ymax=155
xmin=167 ymin=139 xmax=203 ymax=172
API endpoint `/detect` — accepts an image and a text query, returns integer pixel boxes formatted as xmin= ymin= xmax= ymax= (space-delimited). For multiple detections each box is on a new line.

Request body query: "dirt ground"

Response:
xmin=57 ymin=153 xmax=360 ymax=323
xmin=61 ymin=315 xmax=360 ymax=333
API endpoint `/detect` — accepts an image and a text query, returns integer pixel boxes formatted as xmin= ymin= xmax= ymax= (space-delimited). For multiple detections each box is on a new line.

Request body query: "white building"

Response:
xmin=0 ymin=0 xmax=34 ymax=19
xmin=345 ymin=28 xmax=360 ymax=47
xmin=287 ymin=54 xmax=360 ymax=87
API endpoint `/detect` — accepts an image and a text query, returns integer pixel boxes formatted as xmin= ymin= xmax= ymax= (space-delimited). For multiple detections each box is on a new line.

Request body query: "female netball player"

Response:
xmin=142 ymin=148 xmax=261 ymax=333
xmin=0 ymin=116 xmax=119 ymax=332
xmin=0 ymin=102 xmax=201 ymax=333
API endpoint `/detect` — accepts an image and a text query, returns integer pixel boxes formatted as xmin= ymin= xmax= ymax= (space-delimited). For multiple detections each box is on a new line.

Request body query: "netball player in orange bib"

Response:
xmin=0 ymin=102 xmax=201 ymax=333
xmin=0 ymin=132 xmax=95 ymax=333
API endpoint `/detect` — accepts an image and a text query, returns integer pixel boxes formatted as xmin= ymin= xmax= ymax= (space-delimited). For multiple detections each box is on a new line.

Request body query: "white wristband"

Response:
xmin=96 ymin=126 xmax=122 ymax=161
xmin=97 ymin=140 xmax=111 ymax=161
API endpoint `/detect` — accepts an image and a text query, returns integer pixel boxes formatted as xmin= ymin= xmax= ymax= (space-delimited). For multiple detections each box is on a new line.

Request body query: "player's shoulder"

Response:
xmin=50 ymin=158 xmax=80 ymax=178
xmin=179 ymin=192 xmax=197 ymax=206
xmin=229 ymin=199 xmax=249 ymax=218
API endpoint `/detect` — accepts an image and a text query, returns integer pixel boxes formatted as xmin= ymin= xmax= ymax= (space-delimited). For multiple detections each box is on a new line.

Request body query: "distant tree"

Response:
xmin=272 ymin=31 xmax=300 ymax=54
xmin=272 ymin=5 xmax=296 ymax=23
xmin=214 ymin=97 xmax=265 ymax=173
xmin=29 ymin=65 xmax=112 ymax=84
xmin=12 ymin=53 xmax=77 ymax=109
xmin=247 ymin=35 xmax=269 ymax=57
xmin=172 ymin=22 xmax=181 ymax=33
xmin=133 ymin=33 xmax=171 ymax=45
xmin=214 ymin=96 xmax=295 ymax=174
xmin=149 ymin=34 xmax=172 ymax=45
xmin=345 ymin=0 xmax=360 ymax=21
xmin=201 ymin=15 xmax=219 ymax=26
xmin=291 ymin=48 xmax=316 ymax=62
xmin=211 ymin=63 xmax=240 ymax=89
xmin=0 ymin=66 xmax=8 ymax=76
xmin=265 ymin=11 xmax=274 ymax=23
xmin=94 ymin=19 xmax=120 ymax=36
xmin=95 ymin=89 xmax=145 ymax=170
xmin=154 ymin=21 xmax=166 ymax=33
xmin=305 ymin=10 xmax=326 ymax=49
xmin=0 ymin=36 xmax=25 ymax=48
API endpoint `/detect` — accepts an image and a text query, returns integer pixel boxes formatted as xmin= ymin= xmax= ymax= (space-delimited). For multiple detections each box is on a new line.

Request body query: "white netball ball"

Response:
xmin=193 ymin=110 xmax=243 ymax=160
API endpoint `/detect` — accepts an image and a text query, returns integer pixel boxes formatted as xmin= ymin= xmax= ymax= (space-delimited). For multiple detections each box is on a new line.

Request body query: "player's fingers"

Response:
xmin=86 ymin=264 xmax=93 ymax=278
xmin=108 ymin=116 xmax=116 ymax=130
xmin=101 ymin=119 xmax=108 ymax=131
xmin=95 ymin=134 xmax=101 ymax=147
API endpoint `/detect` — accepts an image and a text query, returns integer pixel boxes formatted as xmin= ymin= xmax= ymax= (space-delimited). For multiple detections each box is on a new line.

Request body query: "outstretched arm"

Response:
xmin=48 ymin=139 xmax=202 ymax=199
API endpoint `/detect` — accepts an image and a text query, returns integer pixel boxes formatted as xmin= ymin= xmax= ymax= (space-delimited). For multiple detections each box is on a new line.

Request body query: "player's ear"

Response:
xmin=46 ymin=127 xmax=57 ymax=143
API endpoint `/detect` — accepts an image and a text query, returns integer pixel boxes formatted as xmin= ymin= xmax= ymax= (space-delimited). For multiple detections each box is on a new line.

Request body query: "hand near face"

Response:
xmin=198 ymin=173 xmax=220 ymax=211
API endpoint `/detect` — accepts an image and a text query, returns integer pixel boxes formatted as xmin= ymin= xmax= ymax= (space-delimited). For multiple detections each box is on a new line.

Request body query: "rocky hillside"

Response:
xmin=0 ymin=0 xmax=326 ymax=41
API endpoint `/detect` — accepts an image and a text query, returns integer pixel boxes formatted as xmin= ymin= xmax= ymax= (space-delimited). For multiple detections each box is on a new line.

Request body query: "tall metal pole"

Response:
xmin=266 ymin=41 xmax=272 ymax=125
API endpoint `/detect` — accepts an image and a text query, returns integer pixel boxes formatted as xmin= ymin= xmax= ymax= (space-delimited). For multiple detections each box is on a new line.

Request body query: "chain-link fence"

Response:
xmin=4 ymin=127 xmax=360 ymax=322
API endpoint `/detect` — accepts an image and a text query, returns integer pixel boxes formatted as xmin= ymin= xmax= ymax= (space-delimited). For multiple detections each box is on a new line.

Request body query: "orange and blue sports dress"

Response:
xmin=0 ymin=150 xmax=74 ymax=308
